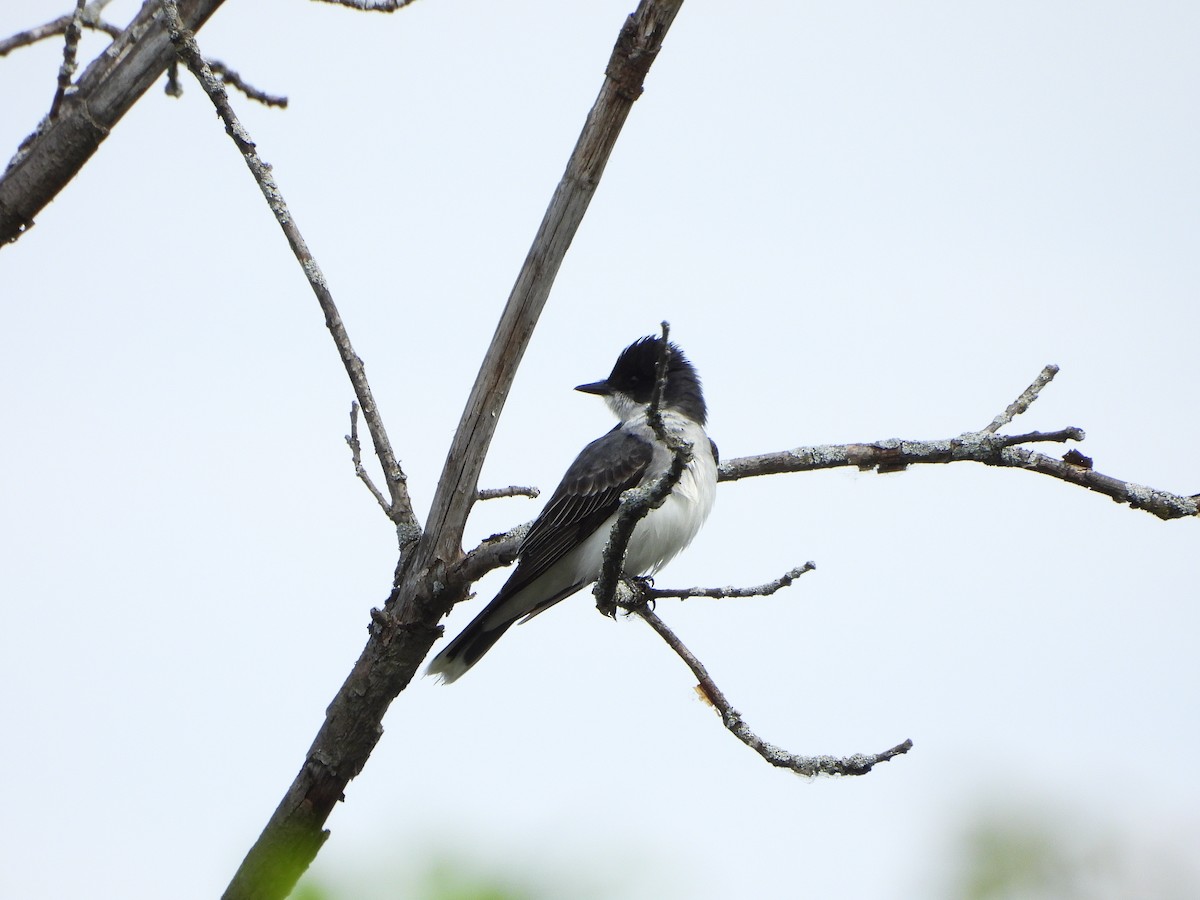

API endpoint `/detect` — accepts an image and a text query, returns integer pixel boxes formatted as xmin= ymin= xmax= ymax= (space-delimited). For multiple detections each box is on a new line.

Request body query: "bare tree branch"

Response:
xmin=1 ymin=0 xmax=228 ymax=245
xmin=310 ymin=0 xmax=420 ymax=10
xmin=477 ymin=485 xmax=541 ymax=501
xmin=645 ymin=562 xmax=817 ymax=600
xmin=720 ymin=365 xmax=1199 ymax=521
xmin=208 ymin=61 xmax=288 ymax=108
xmin=623 ymin=590 xmax=912 ymax=776
xmin=721 ymin=434 xmax=1197 ymax=520
xmin=408 ymin=4 xmax=687 ymax=579
xmin=453 ymin=524 xmax=530 ymax=586
xmin=48 ymin=0 xmax=88 ymax=119
xmin=0 ymin=4 xmax=121 ymax=57
xmin=981 ymin=363 xmax=1060 ymax=433
xmin=162 ymin=2 xmax=418 ymax=545
xmin=345 ymin=402 xmax=391 ymax=516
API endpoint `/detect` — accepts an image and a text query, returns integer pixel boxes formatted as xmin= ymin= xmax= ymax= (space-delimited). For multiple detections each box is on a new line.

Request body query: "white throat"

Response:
xmin=604 ymin=391 xmax=645 ymax=423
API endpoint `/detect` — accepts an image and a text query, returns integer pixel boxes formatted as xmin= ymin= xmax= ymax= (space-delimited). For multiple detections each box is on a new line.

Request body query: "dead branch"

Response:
xmin=453 ymin=524 xmax=530 ymax=586
xmin=621 ymin=586 xmax=911 ymax=776
xmin=1 ymin=0 xmax=229 ymax=245
xmin=645 ymin=562 xmax=817 ymax=600
xmin=720 ymin=364 xmax=1199 ymax=521
xmin=407 ymin=5 xmax=687 ymax=579
xmin=592 ymin=323 xmax=693 ymax=617
xmin=48 ymin=0 xmax=88 ymax=119
xmin=981 ymin=363 xmax=1059 ymax=433
xmin=477 ymin=485 xmax=541 ymax=501
xmin=310 ymin=0 xmax=420 ymax=10
xmin=0 ymin=3 xmax=121 ymax=57
xmin=721 ymin=433 xmax=1198 ymax=520
xmin=162 ymin=2 xmax=418 ymax=545
xmin=345 ymin=402 xmax=391 ymax=517
xmin=207 ymin=61 xmax=288 ymax=108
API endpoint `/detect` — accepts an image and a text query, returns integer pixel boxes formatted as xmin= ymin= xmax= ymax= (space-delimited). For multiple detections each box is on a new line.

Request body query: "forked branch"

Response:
xmin=161 ymin=0 xmax=418 ymax=547
xmin=721 ymin=364 xmax=1198 ymax=521
xmin=624 ymin=585 xmax=912 ymax=776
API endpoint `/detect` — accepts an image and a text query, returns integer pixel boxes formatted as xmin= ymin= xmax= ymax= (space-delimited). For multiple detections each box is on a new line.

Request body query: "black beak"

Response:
xmin=574 ymin=379 xmax=611 ymax=396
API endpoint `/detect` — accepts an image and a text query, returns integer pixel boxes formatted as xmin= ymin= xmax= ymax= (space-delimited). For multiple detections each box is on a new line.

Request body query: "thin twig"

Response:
xmin=593 ymin=324 xmax=692 ymax=615
xmin=164 ymin=59 xmax=183 ymax=97
xmin=477 ymin=485 xmax=541 ymax=501
xmin=981 ymin=363 xmax=1059 ymax=434
xmin=645 ymin=562 xmax=816 ymax=600
xmin=630 ymin=600 xmax=911 ymax=776
xmin=345 ymin=402 xmax=390 ymax=515
xmin=645 ymin=319 xmax=671 ymax=437
xmin=161 ymin=1 xmax=418 ymax=546
xmin=0 ymin=5 xmax=121 ymax=57
xmin=309 ymin=0 xmax=420 ymax=10
xmin=209 ymin=61 xmax=287 ymax=108
xmin=48 ymin=0 xmax=88 ymax=119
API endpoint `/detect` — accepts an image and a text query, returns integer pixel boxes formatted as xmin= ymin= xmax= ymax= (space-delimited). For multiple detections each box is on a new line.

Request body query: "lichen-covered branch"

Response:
xmin=592 ymin=325 xmax=693 ymax=616
xmin=207 ymin=61 xmax=287 ymax=107
xmin=48 ymin=0 xmax=88 ymax=119
xmin=720 ymin=430 xmax=1196 ymax=520
xmin=0 ymin=3 xmax=122 ymax=57
xmin=1 ymin=0 xmax=229 ymax=245
xmin=625 ymin=592 xmax=911 ymax=776
xmin=981 ymin=363 xmax=1060 ymax=433
xmin=646 ymin=562 xmax=816 ymax=600
xmin=477 ymin=485 xmax=541 ymax=501
xmin=720 ymin=365 xmax=1198 ymax=521
xmin=310 ymin=0 xmax=420 ymax=10
xmin=162 ymin=1 xmax=418 ymax=546
xmin=345 ymin=402 xmax=391 ymax=517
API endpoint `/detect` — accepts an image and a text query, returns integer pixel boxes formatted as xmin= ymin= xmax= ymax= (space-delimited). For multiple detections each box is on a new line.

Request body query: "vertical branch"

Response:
xmin=593 ymin=323 xmax=689 ymax=613
xmin=404 ymin=0 xmax=687 ymax=583
xmin=48 ymin=0 xmax=88 ymax=119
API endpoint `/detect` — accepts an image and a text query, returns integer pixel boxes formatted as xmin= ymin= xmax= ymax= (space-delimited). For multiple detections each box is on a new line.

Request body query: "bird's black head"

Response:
xmin=575 ymin=336 xmax=707 ymax=426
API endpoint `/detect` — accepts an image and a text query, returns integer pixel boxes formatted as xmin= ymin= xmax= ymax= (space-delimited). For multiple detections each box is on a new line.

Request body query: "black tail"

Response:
xmin=426 ymin=614 xmax=517 ymax=684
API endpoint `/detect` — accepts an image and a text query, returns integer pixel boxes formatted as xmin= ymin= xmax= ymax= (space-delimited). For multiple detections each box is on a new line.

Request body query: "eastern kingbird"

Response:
xmin=427 ymin=335 xmax=718 ymax=683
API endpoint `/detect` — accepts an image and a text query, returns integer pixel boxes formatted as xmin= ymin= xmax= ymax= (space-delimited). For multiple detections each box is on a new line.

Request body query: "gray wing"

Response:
xmin=496 ymin=425 xmax=653 ymax=612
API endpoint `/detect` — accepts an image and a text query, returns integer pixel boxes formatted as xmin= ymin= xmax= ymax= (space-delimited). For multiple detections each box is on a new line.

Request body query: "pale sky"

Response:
xmin=2 ymin=2 xmax=1198 ymax=898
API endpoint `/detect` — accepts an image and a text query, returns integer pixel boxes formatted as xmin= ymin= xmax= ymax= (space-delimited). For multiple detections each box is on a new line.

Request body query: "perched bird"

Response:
xmin=427 ymin=335 xmax=718 ymax=683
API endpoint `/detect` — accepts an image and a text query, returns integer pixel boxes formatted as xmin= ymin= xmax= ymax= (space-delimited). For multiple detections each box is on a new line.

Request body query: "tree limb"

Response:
xmin=645 ymin=562 xmax=816 ymax=600
xmin=476 ymin=485 xmax=541 ymax=501
xmin=0 ymin=4 xmax=122 ymax=57
xmin=48 ymin=0 xmax=89 ymax=119
xmin=721 ymin=431 xmax=1197 ymax=520
xmin=1 ymin=0 xmax=228 ymax=245
xmin=623 ymin=588 xmax=911 ymax=776
xmin=407 ymin=4 xmax=686 ymax=579
xmin=309 ymin=0 xmax=420 ymax=10
xmin=162 ymin=2 xmax=418 ymax=545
